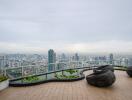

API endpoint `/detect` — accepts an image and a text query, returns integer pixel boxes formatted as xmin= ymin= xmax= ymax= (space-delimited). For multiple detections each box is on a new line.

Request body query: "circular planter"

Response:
xmin=0 ymin=79 xmax=9 ymax=91
xmin=126 ymin=67 xmax=132 ymax=77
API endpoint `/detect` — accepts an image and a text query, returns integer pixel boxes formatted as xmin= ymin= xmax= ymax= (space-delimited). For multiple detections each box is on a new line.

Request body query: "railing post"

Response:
xmin=46 ymin=73 xmax=47 ymax=80
xmin=4 ymin=68 xmax=6 ymax=76
xmin=55 ymin=63 xmax=56 ymax=71
xmin=22 ymin=66 xmax=24 ymax=77
xmin=62 ymin=70 xmax=64 ymax=75
xmin=35 ymin=66 xmax=38 ymax=75
xmin=82 ymin=61 xmax=83 ymax=68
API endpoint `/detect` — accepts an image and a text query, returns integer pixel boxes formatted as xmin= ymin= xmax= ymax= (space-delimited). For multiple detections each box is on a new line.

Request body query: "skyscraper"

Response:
xmin=73 ymin=53 xmax=79 ymax=61
xmin=109 ymin=53 xmax=114 ymax=65
xmin=0 ymin=55 xmax=8 ymax=70
xmin=48 ymin=49 xmax=56 ymax=71
xmin=60 ymin=53 xmax=67 ymax=62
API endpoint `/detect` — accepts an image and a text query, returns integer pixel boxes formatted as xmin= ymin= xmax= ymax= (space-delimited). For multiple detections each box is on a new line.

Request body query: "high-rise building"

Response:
xmin=48 ymin=49 xmax=56 ymax=71
xmin=109 ymin=53 xmax=114 ymax=65
xmin=128 ymin=58 xmax=132 ymax=66
xmin=73 ymin=53 xmax=79 ymax=61
xmin=60 ymin=53 xmax=67 ymax=62
xmin=122 ymin=58 xmax=129 ymax=66
xmin=0 ymin=55 xmax=8 ymax=70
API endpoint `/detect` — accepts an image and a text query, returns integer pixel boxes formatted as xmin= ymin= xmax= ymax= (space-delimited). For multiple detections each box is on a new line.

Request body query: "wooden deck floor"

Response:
xmin=0 ymin=70 xmax=132 ymax=100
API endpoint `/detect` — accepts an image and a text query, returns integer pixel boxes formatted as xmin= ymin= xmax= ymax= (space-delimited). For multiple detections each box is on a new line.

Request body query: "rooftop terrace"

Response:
xmin=0 ymin=70 xmax=132 ymax=100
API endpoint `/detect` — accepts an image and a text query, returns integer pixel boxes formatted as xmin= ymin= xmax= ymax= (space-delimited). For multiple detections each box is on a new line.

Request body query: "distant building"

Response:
xmin=109 ymin=53 xmax=114 ymax=65
xmin=72 ymin=53 xmax=79 ymax=61
xmin=60 ymin=53 xmax=68 ymax=62
xmin=48 ymin=49 xmax=56 ymax=71
xmin=128 ymin=58 xmax=132 ymax=66
xmin=0 ymin=55 xmax=8 ymax=69
xmin=61 ymin=53 xmax=66 ymax=60
xmin=121 ymin=58 xmax=129 ymax=66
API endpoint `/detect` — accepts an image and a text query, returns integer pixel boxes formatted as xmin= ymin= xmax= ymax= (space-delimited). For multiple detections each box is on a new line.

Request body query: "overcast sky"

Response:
xmin=0 ymin=0 xmax=132 ymax=54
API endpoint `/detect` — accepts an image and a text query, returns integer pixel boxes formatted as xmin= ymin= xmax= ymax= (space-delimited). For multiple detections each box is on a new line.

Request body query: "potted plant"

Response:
xmin=0 ymin=75 xmax=9 ymax=91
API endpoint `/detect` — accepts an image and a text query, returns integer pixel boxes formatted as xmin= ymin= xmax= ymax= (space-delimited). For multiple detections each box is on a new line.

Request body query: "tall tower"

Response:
xmin=48 ymin=49 xmax=56 ymax=71
xmin=61 ymin=53 xmax=66 ymax=62
xmin=74 ymin=53 xmax=79 ymax=61
xmin=0 ymin=55 xmax=8 ymax=69
xmin=109 ymin=53 xmax=114 ymax=65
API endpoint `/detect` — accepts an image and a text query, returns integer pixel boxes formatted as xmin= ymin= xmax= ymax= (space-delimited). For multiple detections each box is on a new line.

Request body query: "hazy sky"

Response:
xmin=0 ymin=0 xmax=132 ymax=54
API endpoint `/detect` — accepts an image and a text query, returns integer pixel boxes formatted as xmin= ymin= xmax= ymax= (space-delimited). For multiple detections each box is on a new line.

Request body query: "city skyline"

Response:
xmin=0 ymin=0 xmax=132 ymax=54
xmin=1 ymin=1 xmax=132 ymax=100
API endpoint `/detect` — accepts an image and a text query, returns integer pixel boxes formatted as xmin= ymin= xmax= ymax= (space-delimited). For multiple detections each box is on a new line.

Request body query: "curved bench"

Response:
xmin=93 ymin=65 xmax=114 ymax=73
xmin=86 ymin=70 xmax=116 ymax=87
xmin=126 ymin=67 xmax=132 ymax=77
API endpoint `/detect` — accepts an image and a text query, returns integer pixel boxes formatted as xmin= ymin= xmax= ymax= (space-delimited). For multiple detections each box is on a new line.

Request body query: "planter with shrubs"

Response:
xmin=0 ymin=75 xmax=9 ymax=91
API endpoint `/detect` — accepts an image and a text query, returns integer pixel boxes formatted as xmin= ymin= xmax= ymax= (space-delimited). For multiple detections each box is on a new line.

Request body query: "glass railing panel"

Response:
xmin=2 ymin=60 xmax=129 ymax=80
xmin=6 ymin=67 xmax=22 ymax=79
xmin=47 ymin=73 xmax=56 ymax=80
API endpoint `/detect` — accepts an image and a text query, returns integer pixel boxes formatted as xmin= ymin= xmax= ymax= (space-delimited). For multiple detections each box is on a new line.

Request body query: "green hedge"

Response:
xmin=0 ymin=75 xmax=8 ymax=82
xmin=22 ymin=76 xmax=40 ymax=83
xmin=65 ymin=69 xmax=78 ymax=74
xmin=55 ymin=69 xmax=79 ymax=79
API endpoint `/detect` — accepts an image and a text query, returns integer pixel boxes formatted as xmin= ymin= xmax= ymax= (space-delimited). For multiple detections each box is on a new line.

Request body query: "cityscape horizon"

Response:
xmin=0 ymin=51 xmax=132 ymax=56
xmin=0 ymin=0 xmax=132 ymax=100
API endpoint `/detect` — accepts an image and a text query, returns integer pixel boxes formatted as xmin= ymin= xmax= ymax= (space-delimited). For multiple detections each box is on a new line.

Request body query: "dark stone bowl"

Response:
xmin=86 ymin=70 xmax=116 ymax=87
xmin=93 ymin=65 xmax=114 ymax=73
xmin=126 ymin=67 xmax=132 ymax=77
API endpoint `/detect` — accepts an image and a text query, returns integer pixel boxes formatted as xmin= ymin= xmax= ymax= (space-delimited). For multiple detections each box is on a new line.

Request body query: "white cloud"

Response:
xmin=0 ymin=0 xmax=132 ymax=54
xmin=0 ymin=40 xmax=132 ymax=54
xmin=68 ymin=40 xmax=132 ymax=53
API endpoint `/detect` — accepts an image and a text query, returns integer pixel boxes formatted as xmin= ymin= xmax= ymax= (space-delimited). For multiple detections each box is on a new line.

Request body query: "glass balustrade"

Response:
xmin=0 ymin=60 xmax=128 ymax=80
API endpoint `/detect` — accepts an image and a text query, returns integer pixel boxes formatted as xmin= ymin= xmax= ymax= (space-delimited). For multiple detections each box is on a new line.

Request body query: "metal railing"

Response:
xmin=0 ymin=60 xmax=128 ymax=79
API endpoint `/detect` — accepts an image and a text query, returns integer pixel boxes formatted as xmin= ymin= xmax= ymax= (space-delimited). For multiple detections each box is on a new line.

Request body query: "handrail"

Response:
xmin=1 ymin=61 xmax=128 ymax=80
xmin=10 ymin=66 xmax=92 ymax=81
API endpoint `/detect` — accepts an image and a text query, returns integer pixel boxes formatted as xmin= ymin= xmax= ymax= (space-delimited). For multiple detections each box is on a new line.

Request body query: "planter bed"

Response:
xmin=9 ymin=69 xmax=89 ymax=87
xmin=0 ymin=79 xmax=9 ymax=91
xmin=9 ymin=66 xmax=127 ymax=87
